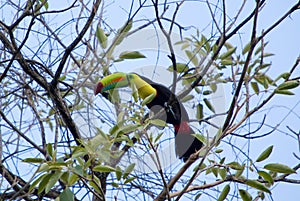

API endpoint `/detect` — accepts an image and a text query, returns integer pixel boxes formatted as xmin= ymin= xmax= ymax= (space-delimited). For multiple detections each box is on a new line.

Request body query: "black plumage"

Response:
xmin=138 ymin=74 xmax=203 ymax=161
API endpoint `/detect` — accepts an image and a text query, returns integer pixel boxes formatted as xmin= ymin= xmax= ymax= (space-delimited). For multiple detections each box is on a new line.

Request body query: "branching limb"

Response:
xmin=51 ymin=0 xmax=102 ymax=87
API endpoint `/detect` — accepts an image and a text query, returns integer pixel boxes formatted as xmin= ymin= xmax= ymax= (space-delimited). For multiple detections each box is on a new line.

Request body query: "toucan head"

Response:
xmin=95 ymin=72 xmax=156 ymax=100
xmin=94 ymin=72 xmax=134 ymax=95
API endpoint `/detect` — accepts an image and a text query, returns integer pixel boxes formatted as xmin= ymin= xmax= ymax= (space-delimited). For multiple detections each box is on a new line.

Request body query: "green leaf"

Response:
xmin=128 ymin=80 xmax=138 ymax=102
xmin=264 ymin=163 xmax=296 ymax=174
xmin=185 ymin=50 xmax=198 ymax=66
xmin=47 ymin=143 xmax=53 ymax=158
xmin=254 ymin=74 xmax=270 ymax=89
xmin=227 ymin=162 xmax=243 ymax=170
xmin=96 ymin=25 xmax=107 ymax=49
xmin=60 ymin=187 xmax=74 ymax=201
xmin=119 ymin=19 xmax=132 ymax=34
xmin=38 ymin=163 xmax=49 ymax=172
xmin=89 ymin=180 xmax=103 ymax=196
xmin=256 ymin=145 xmax=273 ymax=162
xmin=23 ymin=158 xmax=46 ymax=164
xmin=40 ymin=0 xmax=49 ymax=10
xmin=192 ymin=133 xmax=207 ymax=145
xmin=154 ymin=132 xmax=164 ymax=143
xmin=68 ymin=173 xmax=79 ymax=186
xmin=117 ymin=124 xmax=141 ymax=135
xmin=47 ymin=163 xmax=66 ymax=171
xmin=280 ymin=72 xmax=290 ymax=80
xmin=234 ymin=164 xmax=245 ymax=177
xmin=242 ymin=42 xmax=251 ymax=55
xmin=258 ymin=171 xmax=274 ymax=184
xmin=59 ymin=75 xmax=66 ymax=81
xmin=261 ymin=53 xmax=274 ymax=58
xmin=274 ymin=89 xmax=295 ymax=95
xmin=196 ymin=103 xmax=204 ymax=120
xmin=215 ymin=149 xmax=223 ymax=153
xmin=115 ymin=166 xmax=122 ymax=181
xmin=149 ymin=119 xmax=167 ymax=127
xmin=219 ymin=157 xmax=225 ymax=164
xmin=225 ymin=42 xmax=234 ymax=49
xmin=245 ymin=180 xmax=270 ymax=193
xmin=123 ymin=163 xmax=135 ymax=179
xmin=180 ymin=42 xmax=190 ymax=50
xmin=219 ymin=168 xmax=227 ymax=180
xmin=274 ymin=72 xmax=290 ymax=83
xmin=256 ymin=63 xmax=271 ymax=71
xmin=210 ymin=83 xmax=217 ymax=92
xmin=194 ymin=193 xmax=202 ymax=200
xmin=38 ymin=173 xmax=52 ymax=194
xmin=251 ymin=82 xmax=259 ymax=95
xmin=71 ymin=147 xmax=86 ymax=159
xmin=259 ymin=191 xmax=265 ymax=200
xmin=73 ymin=165 xmax=84 ymax=176
xmin=29 ymin=174 xmax=47 ymax=192
xmin=254 ymin=42 xmax=269 ymax=55
xmin=93 ymin=165 xmax=116 ymax=173
xmin=204 ymin=98 xmax=215 ymax=113
xmin=239 ymin=189 xmax=252 ymax=201
xmin=45 ymin=171 xmax=63 ymax=193
xmin=194 ymin=163 xmax=207 ymax=171
xmin=60 ymin=172 xmax=69 ymax=184
xmin=174 ymin=40 xmax=185 ymax=45
xmin=181 ymin=94 xmax=194 ymax=102
xmin=217 ymin=184 xmax=230 ymax=201
xmin=220 ymin=59 xmax=234 ymax=66
xmin=115 ymin=19 xmax=133 ymax=46
xmin=211 ymin=167 xmax=218 ymax=177
xmin=119 ymin=51 xmax=146 ymax=59
xmin=220 ymin=47 xmax=236 ymax=60
xmin=124 ymin=177 xmax=136 ymax=184
xmin=117 ymin=111 xmax=125 ymax=124
xmin=44 ymin=2 xmax=49 ymax=10
xmin=203 ymin=90 xmax=213 ymax=95
xmin=112 ymin=182 xmax=119 ymax=188
xmin=167 ymin=63 xmax=189 ymax=73
xmin=141 ymin=93 xmax=156 ymax=106
xmin=277 ymin=80 xmax=299 ymax=90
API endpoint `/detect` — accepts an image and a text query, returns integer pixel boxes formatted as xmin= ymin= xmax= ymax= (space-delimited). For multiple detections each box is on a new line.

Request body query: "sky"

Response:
xmin=1 ymin=0 xmax=300 ymax=200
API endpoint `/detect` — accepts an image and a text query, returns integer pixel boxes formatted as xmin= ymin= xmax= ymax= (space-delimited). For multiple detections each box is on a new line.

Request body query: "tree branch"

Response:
xmin=51 ymin=0 xmax=102 ymax=87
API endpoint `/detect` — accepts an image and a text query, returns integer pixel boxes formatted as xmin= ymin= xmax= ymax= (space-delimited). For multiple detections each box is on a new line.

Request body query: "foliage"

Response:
xmin=0 ymin=0 xmax=300 ymax=201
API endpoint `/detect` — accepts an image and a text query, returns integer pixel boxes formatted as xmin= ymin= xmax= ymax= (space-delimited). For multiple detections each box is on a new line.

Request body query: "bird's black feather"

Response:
xmin=137 ymin=74 xmax=203 ymax=161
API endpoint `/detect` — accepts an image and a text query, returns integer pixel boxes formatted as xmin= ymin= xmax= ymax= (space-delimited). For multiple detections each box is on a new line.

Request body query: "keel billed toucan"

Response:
xmin=94 ymin=72 xmax=203 ymax=162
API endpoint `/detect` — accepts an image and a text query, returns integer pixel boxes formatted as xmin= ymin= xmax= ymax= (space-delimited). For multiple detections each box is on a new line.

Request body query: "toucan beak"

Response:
xmin=94 ymin=82 xmax=103 ymax=95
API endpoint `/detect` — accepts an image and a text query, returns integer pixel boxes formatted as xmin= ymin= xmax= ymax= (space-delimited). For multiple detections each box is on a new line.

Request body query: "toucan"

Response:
xmin=94 ymin=72 xmax=203 ymax=162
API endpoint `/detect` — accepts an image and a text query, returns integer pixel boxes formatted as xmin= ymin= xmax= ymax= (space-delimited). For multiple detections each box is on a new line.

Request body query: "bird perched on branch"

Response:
xmin=94 ymin=72 xmax=203 ymax=162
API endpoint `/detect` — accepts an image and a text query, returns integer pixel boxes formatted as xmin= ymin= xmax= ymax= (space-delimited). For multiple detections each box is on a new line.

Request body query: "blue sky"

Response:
xmin=1 ymin=0 xmax=299 ymax=200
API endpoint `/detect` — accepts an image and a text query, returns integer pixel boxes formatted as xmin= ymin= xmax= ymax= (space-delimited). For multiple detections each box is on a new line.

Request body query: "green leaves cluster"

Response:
xmin=93 ymin=163 xmax=136 ymax=187
xmin=201 ymin=145 xmax=296 ymax=201
xmin=95 ymin=20 xmax=146 ymax=63
xmin=23 ymin=134 xmax=137 ymax=201
xmin=241 ymin=41 xmax=299 ymax=96
xmin=23 ymin=143 xmax=86 ymax=200
xmin=170 ymin=34 xmax=227 ymax=119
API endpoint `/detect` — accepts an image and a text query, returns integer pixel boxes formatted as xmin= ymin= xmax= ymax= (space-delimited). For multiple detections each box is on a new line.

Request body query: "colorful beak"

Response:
xmin=94 ymin=82 xmax=104 ymax=95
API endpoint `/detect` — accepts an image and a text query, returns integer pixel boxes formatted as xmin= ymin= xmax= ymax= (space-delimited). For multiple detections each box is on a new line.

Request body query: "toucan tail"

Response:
xmin=174 ymin=121 xmax=203 ymax=162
